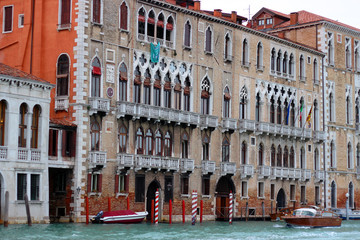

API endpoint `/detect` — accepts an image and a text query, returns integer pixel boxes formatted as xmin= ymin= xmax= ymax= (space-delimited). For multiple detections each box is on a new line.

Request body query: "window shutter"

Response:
xmin=125 ymin=175 xmax=129 ymax=192
xmin=206 ymin=29 xmax=212 ymax=52
xmin=120 ymin=4 xmax=128 ymax=30
xmin=61 ymin=0 xmax=71 ymax=25
xmin=61 ymin=130 xmax=67 ymax=157
xmin=4 ymin=6 xmax=13 ymax=32
xmin=49 ymin=129 xmax=54 ymax=156
xmin=98 ymin=174 xmax=102 ymax=192
xmin=70 ymin=130 xmax=76 ymax=157
xmin=114 ymin=175 xmax=119 ymax=193
xmin=87 ymin=173 xmax=92 ymax=193
xmin=93 ymin=0 xmax=100 ymax=23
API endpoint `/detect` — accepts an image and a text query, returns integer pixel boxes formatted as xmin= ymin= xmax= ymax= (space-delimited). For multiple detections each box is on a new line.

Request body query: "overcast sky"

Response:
xmin=201 ymin=0 xmax=360 ymax=28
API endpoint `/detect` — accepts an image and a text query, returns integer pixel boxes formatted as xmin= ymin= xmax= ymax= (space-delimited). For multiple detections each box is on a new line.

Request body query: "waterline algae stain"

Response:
xmin=1 ymin=221 xmax=360 ymax=240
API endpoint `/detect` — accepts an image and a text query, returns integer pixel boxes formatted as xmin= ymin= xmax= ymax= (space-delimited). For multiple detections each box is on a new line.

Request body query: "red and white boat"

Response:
xmin=91 ymin=210 xmax=148 ymax=224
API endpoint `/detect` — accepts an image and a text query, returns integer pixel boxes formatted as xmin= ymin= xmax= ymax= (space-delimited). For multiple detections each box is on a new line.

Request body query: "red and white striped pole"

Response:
xmin=192 ymin=190 xmax=197 ymax=225
xmin=229 ymin=190 xmax=233 ymax=224
xmin=155 ymin=189 xmax=159 ymax=224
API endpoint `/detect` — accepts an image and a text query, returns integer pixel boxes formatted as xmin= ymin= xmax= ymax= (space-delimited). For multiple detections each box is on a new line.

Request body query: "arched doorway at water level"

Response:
xmin=215 ymin=176 xmax=235 ymax=220
xmin=146 ymin=180 xmax=161 ymax=221
xmin=276 ymin=188 xmax=286 ymax=210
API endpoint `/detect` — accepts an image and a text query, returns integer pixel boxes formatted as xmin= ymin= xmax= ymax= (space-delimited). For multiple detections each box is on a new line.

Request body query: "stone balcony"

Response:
xmin=313 ymin=131 xmax=326 ymax=143
xmin=89 ymin=97 xmax=110 ymax=115
xmin=256 ymin=122 xmax=312 ymax=140
xmin=117 ymin=153 xmax=135 ymax=170
xmin=301 ymin=169 xmax=311 ymax=181
xmin=180 ymin=159 xmax=194 ymax=173
xmin=202 ymin=160 xmax=216 ymax=175
xmin=54 ymin=96 xmax=69 ymax=111
xmin=18 ymin=148 xmax=41 ymax=161
xmin=221 ymin=118 xmax=237 ymax=132
xmin=220 ymin=162 xmax=236 ymax=176
xmin=314 ymin=170 xmax=325 ymax=182
xmin=257 ymin=165 xmax=271 ymax=178
xmin=200 ymin=115 xmax=218 ymax=129
xmin=239 ymin=164 xmax=254 ymax=179
xmin=0 ymin=146 xmax=7 ymax=160
xmin=89 ymin=151 xmax=107 ymax=168
xmin=134 ymin=155 xmax=182 ymax=172
xmin=238 ymin=119 xmax=256 ymax=132
xmin=270 ymin=167 xmax=287 ymax=179
xmin=288 ymin=168 xmax=302 ymax=180
xmin=116 ymin=101 xmax=201 ymax=127
xmin=162 ymin=157 xmax=180 ymax=172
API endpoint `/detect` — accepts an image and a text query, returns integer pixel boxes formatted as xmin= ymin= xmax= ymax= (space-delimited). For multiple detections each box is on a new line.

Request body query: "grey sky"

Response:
xmin=201 ymin=0 xmax=360 ymax=29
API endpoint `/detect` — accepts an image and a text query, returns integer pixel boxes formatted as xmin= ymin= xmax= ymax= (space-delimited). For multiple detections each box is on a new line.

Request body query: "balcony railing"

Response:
xmin=116 ymin=101 xmax=200 ymax=126
xmin=313 ymin=131 xmax=326 ymax=143
xmin=200 ymin=115 xmax=218 ymax=129
xmin=89 ymin=97 xmax=110 ymax=115
xmin=89 ymin=151 xmax=107 ymax=167
xmin=239 ymin=164 xmax=254 ymax=178
xmin=270 ymin=167 xmax=289 ymax=179
xmin=301 ymin=169 xmax=311 ymax=181
xmin=30 ymin=149 xmax=41 ymax=161
xmin=117 ymin=153 xmax=135 ymax=170
xmin=18 ymin=148 xmax=28 ymax=161
xmin=221 ymin=118 xmax=237 ymax=132
xmin=238 ymin=119 xmax=256 ymax=132
xmin=165 ymin=40 xmax=174 ymax=49
xmin=257 ymin=165 xmax=271 ymax=178
xmin=162 ymin=158 xmax=180 ymax=172
xmin=133 ymin=155 xmax=181 ymax=172
xmin=180 ymin=159 xmax=194 ymax=173
xmin=288 ymin=168 xmax=301 ymax=180
xmin=220 ymin=162 xmax=236 ymax=176
xmin=55 ymin=96 xmax=69 ymax=111
xmin=256 ymin=121 xmax=312 ymax=140
xmin=202 ymin=160 xmax=216 ymax=175
xmin=314 ymin=170 xmax=325 ymax=182
xmin=0 ymin=146 xmax=8 ymax=160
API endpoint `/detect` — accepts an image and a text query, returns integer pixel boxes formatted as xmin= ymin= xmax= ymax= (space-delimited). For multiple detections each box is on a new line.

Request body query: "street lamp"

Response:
xmin=76 ymin=186 xmax=81 ymax=198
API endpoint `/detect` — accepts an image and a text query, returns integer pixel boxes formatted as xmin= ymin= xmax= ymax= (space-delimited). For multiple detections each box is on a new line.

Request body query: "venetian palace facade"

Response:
xmin=0 ymin=0 xmax=357 ymax=223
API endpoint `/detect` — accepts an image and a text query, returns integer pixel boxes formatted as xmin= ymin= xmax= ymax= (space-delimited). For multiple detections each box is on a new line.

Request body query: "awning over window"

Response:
xmin=148 ymin=17 xmax=155 ymax=24
xmin=166 ymin=23 xmax=173 ymax=31
xmin=201 ymin=90 xmax=209 ymax=99
xmin=92 ymin=66 xmax=101 ymax=75
xmin=224 ymin=92 xmax=231 ymax=100
xmin=138 ymin=15 xmax=145 ymax=22
xmin=157 ymin=20 xmax=164 ymax=28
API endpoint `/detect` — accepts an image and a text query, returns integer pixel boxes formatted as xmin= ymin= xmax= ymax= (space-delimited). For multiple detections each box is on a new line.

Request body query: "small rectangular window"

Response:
xmin=56 ymin=172 xmax=66 ymax=192
xmin=31 ymin=174 xmax=40 ymax=200
xmin=17 ymin=173 xmax=27 ymax=200
xmin=241 ymin=181 xmax=248 ymax=198
xmin=135 ymin=174 xmax=145 ymax=202
xmin=258 ymin=19 xmax=264 ymax=26
xmin=258 ymin=182 xmax=264 ymax=198
xmin=181 ymin=174 xmax=189 ymax=195
xmin=49 ymin=129 xmax=58 ymax=157
xmin=164 ymin=176 xmax=173 ymax=202
xmin=270 ymin=184 xmax=275 ymax=200
xmin=202 ymin=175 xmax=210 ymax=195
xmin=251 ymin=137 xmax=256 ymax=146
xmin=290 ymin=184 xmax=295 ymax=201
xmin=315 ymin=186 xmax=320 ymax=205
xmin=18 ymin=14 xmax=24 ymax=28
xmin=266 ymin=18 xmax=272 ymax=25
xmin=300 ymin=185 xmax=306 ymax=203
xmin=3 ymin=6 xmax=13 ymax=33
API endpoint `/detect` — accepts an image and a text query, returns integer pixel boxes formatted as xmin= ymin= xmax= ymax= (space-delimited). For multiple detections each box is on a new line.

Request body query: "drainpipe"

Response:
xmin=30 ymin=0 xmax=35 ymax=74
xmin=322 ymin=55 xmax=326 ymax=209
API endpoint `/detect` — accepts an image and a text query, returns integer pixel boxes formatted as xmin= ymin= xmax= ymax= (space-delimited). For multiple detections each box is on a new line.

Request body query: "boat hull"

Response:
xmin=102 ymin=212 xmax=148 ymax=224
xmin=283 ymin=216 xmax=342 ymax=228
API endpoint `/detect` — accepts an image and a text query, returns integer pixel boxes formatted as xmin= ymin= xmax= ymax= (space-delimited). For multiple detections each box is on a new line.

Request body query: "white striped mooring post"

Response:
xmin=229 ymin=191 xmax=233 ymax=224
xmin=155 ymin=189 xmax=159 ymax=224
xmin=192 ymin=190 xmax=197 ymax=225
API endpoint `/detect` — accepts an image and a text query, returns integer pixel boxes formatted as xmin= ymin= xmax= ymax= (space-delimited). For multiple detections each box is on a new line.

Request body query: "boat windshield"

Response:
xmin=293 ymin=209 xmax=316 ymax=217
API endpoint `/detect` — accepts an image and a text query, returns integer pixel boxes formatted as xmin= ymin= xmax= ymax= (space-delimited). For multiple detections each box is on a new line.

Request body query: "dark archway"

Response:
xmin=276 ymin=188 xmax=286 ymax=209
xmin=146 ymin=180 xmax=161 ymax=221
xmin=215 ymin=176 xmax=235 ymax=220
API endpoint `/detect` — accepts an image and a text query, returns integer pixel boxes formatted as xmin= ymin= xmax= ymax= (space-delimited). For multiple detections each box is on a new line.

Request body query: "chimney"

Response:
xmin=194 ymin=1 xmax=200 ymax=11
xmin=214 ymin=9 xmax=222 ymax=18
xmin=231 ymin=11 xmax=237 ymax=23
xmin=290 ymin=12 xmax=298 ymax=25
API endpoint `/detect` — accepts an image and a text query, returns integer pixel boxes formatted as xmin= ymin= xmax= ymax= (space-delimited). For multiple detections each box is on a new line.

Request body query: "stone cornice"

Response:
xmin=139 ymin=0 xmax=325 ymax=57
xmin=0 ymin=74 xmax=54 ymax=90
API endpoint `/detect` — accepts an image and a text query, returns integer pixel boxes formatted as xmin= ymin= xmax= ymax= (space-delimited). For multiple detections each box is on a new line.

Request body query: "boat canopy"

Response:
xmin=293 ymin=208 xmax=317 ymax=217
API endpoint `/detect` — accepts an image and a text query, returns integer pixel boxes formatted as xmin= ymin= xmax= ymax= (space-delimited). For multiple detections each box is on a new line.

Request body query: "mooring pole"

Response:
xmin=24 ymin=194 xmax=32 ymax=226
xmin=151 ymin=199 xmax=154 ymax=224
xmin=262 ymin=201 xmax=265 ymax=221
xmin=127 ymin=196 xmax=130 ymax=210
xmin=182 ymin=200 xmax=185 ymax=223
xmin=169 ymin=199 xmax=172 ymax=224
xmin=245 ymin=201 xmax=248 ymax=222
xmin=200 ymin=200 xmax=203 ymax=223
xmin=85 ymin=196 xmax=89 ymax=224
xmin=4 ymin=191 xmax=9 ymax=227
xmin=108 ymin=197 xmax=111 ymax=212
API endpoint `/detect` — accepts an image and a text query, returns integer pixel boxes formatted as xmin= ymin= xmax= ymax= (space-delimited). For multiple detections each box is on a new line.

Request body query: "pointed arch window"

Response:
xmin=202 ymin=134 xmax=210 ymax=161
xmin=201 ymin=77 xmax=210 ymax=115
xmin=277 ymin=99 xmax=282 ymax=124
xmin=56 ymin=54 xmax=70 ymax=96
xmin=157 ymin=13 xmax=165 ymax=40
xmin=300 ymin=55 xmax=305 ymax=81
xmin=329 ymin=93 xmax=334 ymax=122
xmin=331 ymin=140 xmax=336 ymax=168
xmin=205 ymin=26 xmax=212 ymax=53
xmin=242 ymin=39 xmax=249 ymax=66
xmin=349 ymin=182 xmax=354 ymax=208
xmin=91 ymin=119 xmax=100 ymax=151
xmin=137 ymin=8 xmax=146 ymax=38
xmin=346 ymin=96 xmax=351 ymax=124
xmin=222 ymin=137 xmax=230 ymax=162
xmin=184 ymin=20 xmax=191 ymax=48
xmin=164 ymin=131 xmax=172 ymax=157
xmin=283 ymin=146 xmax=289 ymax=168
xmin=164 ymin=72 xmax=171 ymax=108
xmin=290 ymin=101 xmax=295 ymax=127
xmin=258 ymin=143 xmax=264 ymax=166
xmin=119 ymin=125 xmax=127 ymax=153
xmin=224 ymin=33 xmax=232 ymax=61
xmin=145 ymin=129 xmax=153 ymax=155
xmin=91 ymin=57 xmax=101 ymax=97
xmin=271 ymin=145 xmax=276 ymax=166
xmin=276 ymin=50 xmax=282 ymax=72
xmin=184 ymin=77 xmax=191 ymax=111
xmin=174 ymin=75 xmax=182 ymax=110
xmin=255 ymin=93 xmax=261 ymax=122
xmin=18 ymin=103 xmax=28 ymax=148
xmin=0 ymin=100 xmax=6 ymax=146
xmin=119 ymin=1 xmax=128 ymax=30
xmin=223 ymin=87 xmax=231 ymax=118
xmin=134 ymin=66 xmax=141 ymax=103
xmin=239 ymin=87 xmax=247 ymax=119
xmin=300 ymin=147 xmax=305 ymax=169
xmin=143 ymin=68 xmax=151 ymax=105
xmin=182 ymin=132 xmax=189 ymax=158
xmin=276 ymin=145 xmax=282 ymax=167
xmin=256 ymin=42 xmax=263 ymax=70
xmin=136 ymin=128 xmax=144 ymax=154
xmin=155 ymin=130 xmax=162 ymax=156
xmin=313 ymin=59 xmax=319 ymax=83
xmin=31 ymin=105 xmax=41 ymax=149
xmin=154 ymin=70 xmax=161 ymax=107
xmin=166 ymin=16 xmax=175 ymax=48
xmin=314 ymin=148 xmax=319 ymax=170
xmin=289 ymin=147 xmax=295 ymax=168
xmin=348 ymin=142 xmax=353 ymax=169
xmin=271 ymin=48 xmax=276 ymax=72
xmin=282 ymin=52 xmax=288 ymax=74
xmin=147 ymin=11 xmax=155 ymax=40
xmin=289 ymin=53 xmax=294 ymax=76
xmin=241 ymin=141 xmax=247 ymax=165
xmin=270 ymin=97 xmax=275 ymax=123
xmin=119 ymin=63 xmax=127 ymax=101
xmin=328 ymin=32 xmax=334 ymax=66
xmin=345 ymin=38 xmax=351 ymax=69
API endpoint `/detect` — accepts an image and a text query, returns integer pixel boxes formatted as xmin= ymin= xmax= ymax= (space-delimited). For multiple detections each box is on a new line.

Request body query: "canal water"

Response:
xmin=1 ymin=220 xmax=359 ymax=240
